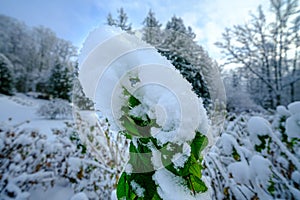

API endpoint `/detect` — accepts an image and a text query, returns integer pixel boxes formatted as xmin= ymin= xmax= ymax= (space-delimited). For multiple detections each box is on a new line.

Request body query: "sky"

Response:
xmin=0 ymin=0 xmax=270 ymax=63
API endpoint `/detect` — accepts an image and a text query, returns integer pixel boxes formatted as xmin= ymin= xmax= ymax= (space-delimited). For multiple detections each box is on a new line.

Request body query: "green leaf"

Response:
xmin=129 ymin=141 xmax=154 ymax=172
xmin=117 ymin=173 xmax=129 ymax=199
xmin=191 ymin=132 xmax=208 ymax=160
xmin=189 ymin=162 xmax=202 ymax=179
xmin=122 ymin=116 xmax=140 ymax=137
xmin=128 ymin=94 xmax=141 ymax=108
xmin=188 ymin=175 xmax=208 ymax=193
xmin=151 ymin=191 xmax=162 ymax=200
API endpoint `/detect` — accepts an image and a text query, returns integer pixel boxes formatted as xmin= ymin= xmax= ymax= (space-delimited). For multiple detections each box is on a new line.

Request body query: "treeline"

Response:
xmin=106 ymin=8 xmax=222 ymax=108
xmin=0 ymin=15 xmax=76 ymax=101
xmin=0 ymin=11 xmax=220 ymax=109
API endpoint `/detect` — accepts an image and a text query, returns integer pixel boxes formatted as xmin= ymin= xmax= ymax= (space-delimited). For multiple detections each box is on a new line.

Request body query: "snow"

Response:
xmin=247 ymin=116 xmax=272 ymax=145
xmin=285 ymin=102 xmax=300 ymax=139
xmin=78 ymin=26 xmax=209 ymax=145
xmin=151 ymin=149 xmax=163 ymax=169
xmin=130 ymin=180 xmax=145 ymax=197
xmin=30 ymin=185 xmax=75 ymax=200
xmin=287 ymin=101 xmax=300 ymax=115
xmin=291 ymin=171 xmax=300 ymax=184
xmin=110 ymin=189 xmax=117 ymax=200
xmin=125 ymin=163 xmax=133 ymax=174
xmin=285 ymin=113 xmax=300 ymax=139
xmin=70 ymin=192 xmax=89 ymax=200
xmin=276 ymin=105 xmax=291 ymax=117
xmin=247 ymin=116 xmax=272 ymax=136
xmin=249 ymin=155 xmax=272 ymax=187
xmin=228 ymin=161 xmax=250 ymax=184
xmin=0 ymin=94 xmax=69 ymax=141
xmin=171 ymin=142 xmax=191 ymax=169
xmin=153 ymin=168 xmax=211 ymax=200
xmin=219 ymin=133 xmax=235 ymax=155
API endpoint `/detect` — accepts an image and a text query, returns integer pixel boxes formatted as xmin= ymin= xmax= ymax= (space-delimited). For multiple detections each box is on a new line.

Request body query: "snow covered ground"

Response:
xmin=1 ymin=93 xmax=299 ymax=199
xmin=0 ymin=93 xmax=69 ymax=139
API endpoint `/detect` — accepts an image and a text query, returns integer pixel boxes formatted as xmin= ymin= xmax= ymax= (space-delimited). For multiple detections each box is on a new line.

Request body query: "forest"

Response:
xmin=0 ymin=0 xmax=299 ymax=199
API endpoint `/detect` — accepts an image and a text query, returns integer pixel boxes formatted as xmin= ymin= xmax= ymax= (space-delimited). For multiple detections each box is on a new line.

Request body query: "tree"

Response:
xmin=156 ymin=16 xmax=211 ymax=107
xmin=0 ymin=15 xmax=77 ymax=94
xmin=106 ymin=8 xmax=132 ymax=32
xmin=47 ymin=62 xmax=74 ymax=101
xmin=142 ymin=9 xmax=162 ymax=46
xmin=216 ymin=0 xmax=300 ymax=108
xmin=0 ymin=53 xmax=14 ymax=95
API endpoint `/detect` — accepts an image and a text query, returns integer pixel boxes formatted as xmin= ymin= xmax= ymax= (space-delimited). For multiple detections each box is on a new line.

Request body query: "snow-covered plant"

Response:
xmin=0 ymin=120 xmax=121 ymax=199
xmin=74 ymin=110 xmax=129 ymax=194
xmin=37 ymin=98 xmax=72 ymax=119
xmin=205 ymin=102 xmax=300 ymax=199
xmin=78 ymin=26 xmax=214 ymax=200
xmin=115 ymin=87 xmax=209 ymax=199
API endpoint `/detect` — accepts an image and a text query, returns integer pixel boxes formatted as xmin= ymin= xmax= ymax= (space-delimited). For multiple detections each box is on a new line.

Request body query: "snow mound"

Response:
xmin=247 ymin=116 xmax=272 ymax=136
xmin=287 ymin=101 xmax=300 ymax=115
xmin=285 ymin=101 xmax=300 ymax=139
xmin=250 ymin=155 xmax=272 ymax=186
xmin=276 ymin=105 xmax=291 ymax=117
xmin=228 ymin=161 xmax=250 ymax=184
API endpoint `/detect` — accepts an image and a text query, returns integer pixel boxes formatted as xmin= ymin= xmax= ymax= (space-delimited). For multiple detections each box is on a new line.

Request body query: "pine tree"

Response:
xmin=142 ymin=9 xmax=162 ymax=46
xmin=156 ymin=16 xmax=211 ymax=107
xmin=106 ymin=8 xmax=132 ymax=32
xmin=0 ymin=53 xmax=14 ymax=95
xmin=106 ymin=13 xmax=116 ymax=26
xmin=47 ymin=62 xmax=73 ymax=101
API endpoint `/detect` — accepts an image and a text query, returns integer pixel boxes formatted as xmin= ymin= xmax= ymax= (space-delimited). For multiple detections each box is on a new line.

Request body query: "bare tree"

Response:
xmin=216 ymin=0 xmax=300 ymax=108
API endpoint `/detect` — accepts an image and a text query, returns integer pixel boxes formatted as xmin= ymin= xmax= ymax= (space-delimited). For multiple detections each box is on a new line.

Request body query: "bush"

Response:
xmin=37 ymin=99 xmax=72 ymax=119
xmin=0 ymin=120 xmax=120 ymax=199
xmin=204 ymin=102 xmax=300 ymax=199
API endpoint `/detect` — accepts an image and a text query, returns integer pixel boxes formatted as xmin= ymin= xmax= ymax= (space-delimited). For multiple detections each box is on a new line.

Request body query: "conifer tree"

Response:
xmin=106 ymin=8 xmax=132 ymax=32
xmin=156 ymin=16 xmax=211 ymax=106
xmin=47 ymin=62 xmax=73 ymax=101
xmin=142 ymin=9 xmax=162 ymax=46
xmin=0 ymin=53 xmax=14 ymax=95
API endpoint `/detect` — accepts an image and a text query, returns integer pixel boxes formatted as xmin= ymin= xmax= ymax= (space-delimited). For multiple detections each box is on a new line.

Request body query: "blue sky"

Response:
xmin=0 ymin=0 xmax=269 ymax=61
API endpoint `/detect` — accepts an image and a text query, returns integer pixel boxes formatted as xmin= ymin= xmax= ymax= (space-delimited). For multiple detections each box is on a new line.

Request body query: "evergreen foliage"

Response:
xmin=47 ymin=62 xmax=73 ymax=101
xmin=0 ymin=53 xmax=14 ymax=95
xmin=106 ymin=8 xmax=132 ymax=32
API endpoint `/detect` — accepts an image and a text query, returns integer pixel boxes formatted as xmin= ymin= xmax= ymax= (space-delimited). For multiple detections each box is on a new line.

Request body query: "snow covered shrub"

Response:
xmin=37 ymin=98 xmax=72 ymax=119
xmin=0 ymin=120 xmax=121 ymax=199
xmin=78 ymin=26 xmax=215 ymax=199
xmin=205 ymin=104 xmax=300 ymax=200
xmin=0 ymin=122 xmax=54 ymax=199
xmin=115 ymin=88 xmax=210 ymax=199
xmin=73 ymin=110 xmax=129 ymax=198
